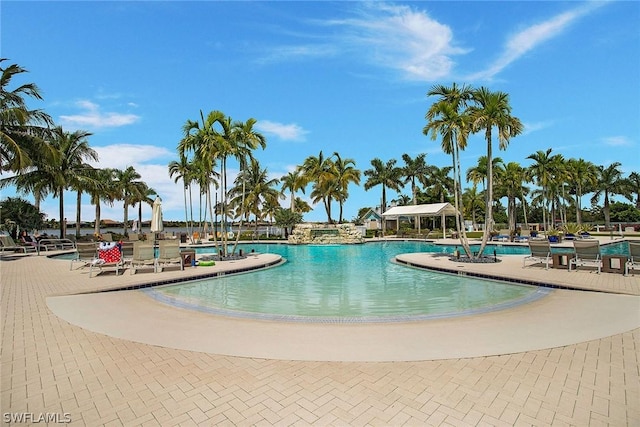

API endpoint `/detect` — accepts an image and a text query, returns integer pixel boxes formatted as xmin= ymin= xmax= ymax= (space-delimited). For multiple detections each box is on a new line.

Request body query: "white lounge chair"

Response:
xmin=156 ymin=240 xmax=184 ymax=272
xmin=130 ymin=242 xmax=157 ymax=274
xmin=523 ymin=240 xmax=551 ymax=270
xmin=70 ymin=242 xmax=98 ymax=270
xmin=569 ymin=240 xmax=602 ymax=274
xmin=625 ymin=242 xmax=640 ymax=276
xmin=0 ymin=235 xmax=38 ymax=254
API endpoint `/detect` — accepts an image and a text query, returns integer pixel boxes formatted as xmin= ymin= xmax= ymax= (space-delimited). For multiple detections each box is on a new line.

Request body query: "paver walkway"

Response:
xmin=1 ymin=247 xmax=639 ymax=426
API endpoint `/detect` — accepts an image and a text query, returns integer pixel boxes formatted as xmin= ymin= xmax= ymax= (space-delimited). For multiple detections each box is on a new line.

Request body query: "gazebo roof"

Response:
xmin=381 ymin=202 xmax=458 ymax=218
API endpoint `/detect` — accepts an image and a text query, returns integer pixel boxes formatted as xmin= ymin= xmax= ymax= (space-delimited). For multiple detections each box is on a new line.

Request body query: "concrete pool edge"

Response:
xmin=47 ymin=289 xmax=640 ymax=362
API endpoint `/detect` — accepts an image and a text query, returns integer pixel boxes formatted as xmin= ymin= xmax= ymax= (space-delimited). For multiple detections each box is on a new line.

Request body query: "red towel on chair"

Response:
xmin=99 ymin=246 xmax=121 ymax=263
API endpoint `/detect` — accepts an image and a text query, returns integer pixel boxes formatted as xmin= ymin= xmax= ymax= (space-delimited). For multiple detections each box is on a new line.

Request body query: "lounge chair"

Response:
xmin=156 ymin=240 xmax=184 ymax=272
xmin=130 ymin=242 xmax=157 ymax=274
xmin=119 ymin=241 xmax=135 ymax=268
xmin=0 ymin=235 xmax=38 ymax=254
xmin=90 ymin=242 xmax=123 ymax=277
xmin=37 ymin=238 xmax=76 ymax=252
xmin=569 ymin=240 xmax=602 ymax=274
xmin=514 ymin=229 xmax=530 ymax=242
xmin=522 ymin=240 xmax=551 ymax=269
xmin=70 ymin=242 xmax=98 ymax=270
xmin=625 ymin=242 xmax=640 ymax=276
xmin=128 ymin=233 xmax=139 ymax=241
xmin=102 ymin=233 xmax=113 ymax=242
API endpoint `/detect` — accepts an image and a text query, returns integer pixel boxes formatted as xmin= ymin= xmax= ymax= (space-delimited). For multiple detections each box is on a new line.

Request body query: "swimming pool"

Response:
xmin=144 ymin=242 xmax=550 ymax=323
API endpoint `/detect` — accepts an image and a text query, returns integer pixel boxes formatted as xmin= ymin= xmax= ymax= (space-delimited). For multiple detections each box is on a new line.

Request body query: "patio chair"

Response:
xmin=119 ymin=241 xmax=135 ymax=268
xmin=70 ymin=242 xmax=98 ymax=270
xmin=569 ymin=240 xmax=602 ymax=274
xmin=0 ymin=235 xmax=38 ymax=254
xmin=514 ymin=229 xmax=530 ymax=242
xmin=130 ymin=242 xmax=157 ymax=274
xmin=625 ymin=242 xmax=640 ymax=276
xmin=90 ymin=242 xmax=123 ymax=277
xmin=128 ymin=233 xmax=139 ymax=241
xmin=522 ymin=239 xmax=551 ymax=270
xmin=156 ymin=240 xmax=184 ymax=272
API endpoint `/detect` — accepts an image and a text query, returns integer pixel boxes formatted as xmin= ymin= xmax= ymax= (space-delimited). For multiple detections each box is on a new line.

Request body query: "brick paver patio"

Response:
xmin=1 ymin=243 xmax=639 ymax=426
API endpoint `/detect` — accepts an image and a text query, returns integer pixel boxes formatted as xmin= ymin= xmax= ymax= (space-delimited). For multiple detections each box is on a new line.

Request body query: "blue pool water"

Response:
xmin=145 ymin=242 xmax=551 ymax=322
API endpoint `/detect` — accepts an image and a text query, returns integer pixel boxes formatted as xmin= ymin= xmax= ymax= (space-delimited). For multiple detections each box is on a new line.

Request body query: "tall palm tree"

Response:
xmin=462 ymin=185 xmax=483 ymax=231
xmin=0 ymin=59 xmax=54 ymax=172
xmin=332 ymin=152 xmax=360 ymax=223
xmin=627 ymin=172 xmax=640 ymax=209
xmin=132 ymin=182 xmax=157 ymax=233
xmin=363 ymin=158 xmax=403 ymax=234
xmin=48 ymin=127 xmax=97 ymax=238
xmin=424 ymin=83 xmax=473 ymax=256
xmin=468 ymin=87 xmax=523 ymax=256
xmin=113 ymin=166 xmax=143 ymax=237
xmin=591 ymin=162 xmax=626 ymax=228
xmin=527 ymin=148 xmax=562 ymax=232
xmin=168 ymin=153 xmax=196 ymax=238
xmin=495 ymin=162 xmax=529 ymax=235
xmin=87 ymin=168 xmax=118 ymax=235
xmin=302 ymin=151 xmax=337 ymax=223
xmin=565 ymin=158 xmax=597 ymax=224
xmin=280 ymin=168 xmax=307 ymax=212
xmin=401 ymin=153 xmax=430 ymax=206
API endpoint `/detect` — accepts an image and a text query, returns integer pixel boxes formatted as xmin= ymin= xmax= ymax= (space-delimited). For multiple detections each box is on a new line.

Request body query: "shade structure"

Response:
xmin=381 ymin=202 xmax=458 ymax=238
xmin=150 ymin=197 xmax=164 ymax=233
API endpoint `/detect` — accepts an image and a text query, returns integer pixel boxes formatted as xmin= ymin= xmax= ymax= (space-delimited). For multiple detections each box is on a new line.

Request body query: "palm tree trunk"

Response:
xmin=76 ymin=191 xmax=82 ymax=238
xmin=94 ymin=203 xmax=101 ymax=235
xmin=453 ymin=144 xmax=471 ymax=257
xmin=58 ymin=189 xmax=65 ymax=239
xmin=477 ymin=130 xmax=493 ymax=257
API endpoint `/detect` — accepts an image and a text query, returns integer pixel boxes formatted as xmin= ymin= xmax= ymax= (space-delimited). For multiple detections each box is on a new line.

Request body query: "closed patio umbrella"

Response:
xmin=150 ymin=196 xmax=164 ymax=235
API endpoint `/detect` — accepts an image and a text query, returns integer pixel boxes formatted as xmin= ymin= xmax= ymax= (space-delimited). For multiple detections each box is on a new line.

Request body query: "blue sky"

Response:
xmin=2 ymin=1 xmax=639 ymax=224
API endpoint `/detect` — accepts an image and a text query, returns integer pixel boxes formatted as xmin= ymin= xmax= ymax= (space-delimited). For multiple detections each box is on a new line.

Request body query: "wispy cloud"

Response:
xmin=467 ymin=2 xmax=607 ymax=81
xmin=258 ymin=2 xmax=466 ymax=81
xmin=603 ymin=136 xmax=632 ymax=147
xmin=522 ymin=120 xmax=555 ymax=135
xmin=256 ymin=120 xmax=309 ymax=142
xmin=330 ymin=2 xmax=467 ymax=81
xmin=59 ymin=100 xmax=140 ymax=129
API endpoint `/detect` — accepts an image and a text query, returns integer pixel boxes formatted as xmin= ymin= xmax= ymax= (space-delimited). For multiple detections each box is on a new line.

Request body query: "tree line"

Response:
xmin=1 ymin=60 xmax=638 ymax=255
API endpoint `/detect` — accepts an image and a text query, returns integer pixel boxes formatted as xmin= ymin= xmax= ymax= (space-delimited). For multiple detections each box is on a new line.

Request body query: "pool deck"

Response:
xmin=2 ymin=239 xmax=639 ymax=425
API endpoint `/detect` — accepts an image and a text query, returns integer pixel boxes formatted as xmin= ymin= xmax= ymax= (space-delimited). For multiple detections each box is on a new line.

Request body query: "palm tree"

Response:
xmin=363 ymin=158 xmax=403 ymax=234
xmin=627 ymin=172 xmax=640 ymax=209
xmin=87 ymin=168 xmax=118 ymax=235
xmin=424 ymin=83 xmax=473 ymax=256
xmin=332 ymin=152 xmax=360 ymax=223
xmin=462 ymin=185 xmax=483 ymax=231
xmin=565 ymin=158 xmax=598 ymax=224
xmin=280 ymin=168 xmax=307 ymax=212
xmin=113 ymin=166 xmax=143 ymax=237
xmin=468 ymin=87 xmax=523 ymax=255
xmin=495 ymin=162 xmax=529 ymax=236
xmin=0 ymin=59 xmax=54 ymax=172
xmin=591 ymin=162 xmax=626 ymax=228
xmin=132 ymin=182 xmax=157 ymax=234
xmin=48 ymin=127 xmax=97 ymax=238
xmin=168 ymin=153 xmax=196 ymax=238
xmin=401 ymin=153 xmax=430 ymax=205
xmin=301 ymin=151 xmax=337 ymax=223
xmin=527 ymin=148 xmax=562 ymax=232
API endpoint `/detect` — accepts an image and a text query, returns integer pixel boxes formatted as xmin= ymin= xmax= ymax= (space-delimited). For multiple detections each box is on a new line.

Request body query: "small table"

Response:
xmin=602 ymin=255 xmax=627 ymax=274
xmin=552 ymin=253 xmax=570 ymax=269
xmin=180 ymin=250 xmax=196 ymax=268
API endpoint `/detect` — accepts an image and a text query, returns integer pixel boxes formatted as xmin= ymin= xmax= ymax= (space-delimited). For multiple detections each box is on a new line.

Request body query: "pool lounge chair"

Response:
xmin=130 ymin=242 xmax=157 ymax=274
xmin=625 ymin=242 xmax=640 ymax=276
xmin=70 ymin=242 xmax=98 ymax=270
xmin=569 ymin=240 xmax=602 ymax=274
xmin=156 ymin=240 xmax=183 ymax=272
xmin=523 ymin=240 xmax=551 ymax=270
xmin=89 ymin=243 xmax=123 ymax=277
xmin=514 ymin=229 xmax=530 ymax=242
xmin=0 ymin=235 xmax=38 ymax=254
xmin=37 ymin=238 xmax=76 ymax=252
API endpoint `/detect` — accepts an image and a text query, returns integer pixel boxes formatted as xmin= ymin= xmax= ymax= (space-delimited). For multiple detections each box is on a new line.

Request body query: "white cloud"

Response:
xmin=257 ymin=45 xmax=339 ymax=65
xmin=256 ymin=120 xmax=309 ymax=142
xmin=333 ymin=2 xmax=467 ymax=81
xmin=59 ymin=100 xmax=140 ymax=129
xmin=522 ymin=120 xmax=555 ymax=135
xmin=603 ymin=136 xmax=632 ymax=147
xmin=467 ymin=2 xmax=607 ymax=81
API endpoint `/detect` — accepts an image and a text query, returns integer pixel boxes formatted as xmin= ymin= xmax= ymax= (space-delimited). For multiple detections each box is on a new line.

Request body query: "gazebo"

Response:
xmin=381 ymin=202 xmax=458 ymax=238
